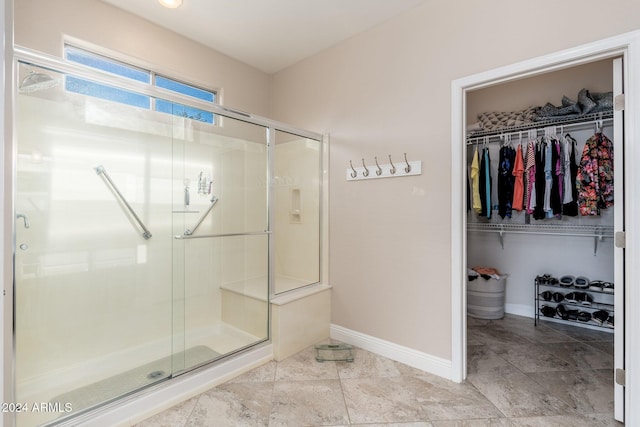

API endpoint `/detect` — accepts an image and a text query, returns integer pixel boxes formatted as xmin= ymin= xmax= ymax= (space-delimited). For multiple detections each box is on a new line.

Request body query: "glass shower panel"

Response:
xmin=273 ymin=131 xmax=321 ymax=294
xmin=171 ymin=113 xmax=269 ymax=373
xmin=14 ymin=64 xmax=174 ymax=426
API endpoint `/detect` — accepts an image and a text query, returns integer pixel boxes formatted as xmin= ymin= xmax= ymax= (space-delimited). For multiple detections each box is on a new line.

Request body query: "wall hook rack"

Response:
xmin=346 ymin=154 xmax=422 ymax=181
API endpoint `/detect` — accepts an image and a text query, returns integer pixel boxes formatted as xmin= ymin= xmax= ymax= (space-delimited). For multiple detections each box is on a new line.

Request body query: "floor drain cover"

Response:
xmin=147 ymin=370 xmax=165 ymax=380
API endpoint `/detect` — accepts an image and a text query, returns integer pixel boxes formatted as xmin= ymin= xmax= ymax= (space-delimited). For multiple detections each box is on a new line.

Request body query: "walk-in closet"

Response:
xmin=464 ymin=56 xmax=623 ymax=417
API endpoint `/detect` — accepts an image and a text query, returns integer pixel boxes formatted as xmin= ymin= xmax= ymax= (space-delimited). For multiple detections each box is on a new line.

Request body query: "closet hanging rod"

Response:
xmin=466 ymin=110 xmax=613 ymax=142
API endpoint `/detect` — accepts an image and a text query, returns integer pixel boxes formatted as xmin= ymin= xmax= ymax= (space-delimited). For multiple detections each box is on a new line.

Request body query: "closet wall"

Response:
xmin=466 ymin=59 xmax=615 ymax=318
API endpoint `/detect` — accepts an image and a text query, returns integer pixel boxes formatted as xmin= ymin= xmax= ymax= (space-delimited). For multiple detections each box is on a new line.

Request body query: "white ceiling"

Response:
xmin=100 ymin=0 xmax=426 ymax=74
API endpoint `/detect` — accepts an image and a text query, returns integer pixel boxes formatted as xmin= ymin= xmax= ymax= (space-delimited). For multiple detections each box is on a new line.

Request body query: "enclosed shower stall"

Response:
xmin=11 ymin=47 xmax=323 ymax=426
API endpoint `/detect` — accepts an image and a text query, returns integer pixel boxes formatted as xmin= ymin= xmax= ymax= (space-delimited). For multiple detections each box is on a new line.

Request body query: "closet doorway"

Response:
xmin=451 ymin=31 xmax=640 ymax=425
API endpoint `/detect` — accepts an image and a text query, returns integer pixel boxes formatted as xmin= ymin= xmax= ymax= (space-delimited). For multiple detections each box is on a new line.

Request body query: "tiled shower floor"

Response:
xmin=135 ymin=314 xmax=621 ymax=426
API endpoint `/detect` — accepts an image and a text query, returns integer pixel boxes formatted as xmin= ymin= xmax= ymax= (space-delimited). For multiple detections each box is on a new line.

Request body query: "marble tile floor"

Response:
xmin=135 ymin=314 xmax=621 ymax=426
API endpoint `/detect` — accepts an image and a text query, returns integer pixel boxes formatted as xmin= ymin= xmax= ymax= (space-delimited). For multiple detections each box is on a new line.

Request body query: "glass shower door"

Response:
xmin=14 ymin=63 xmax=175 ymax=426
xmin=171 ymin=114 xmax=269 ymax=373
xmin=13 ymin=59 xmax=272 ymax=426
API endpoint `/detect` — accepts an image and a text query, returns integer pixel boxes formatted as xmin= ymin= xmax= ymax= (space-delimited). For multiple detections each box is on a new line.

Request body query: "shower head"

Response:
xmin=19 ymin=70 xmax=59 ymax=93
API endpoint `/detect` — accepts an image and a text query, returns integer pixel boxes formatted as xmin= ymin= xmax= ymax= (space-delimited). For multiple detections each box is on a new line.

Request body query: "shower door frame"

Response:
xmin=4 ymin=45 xmax=324 ymax=426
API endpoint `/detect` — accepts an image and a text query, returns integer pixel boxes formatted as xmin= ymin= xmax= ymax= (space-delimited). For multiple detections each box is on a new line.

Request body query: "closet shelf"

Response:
xmin=466 ymin=223 xmax=614 ymax=254
xmin=466 ymin=110 xmax=613 ymax=140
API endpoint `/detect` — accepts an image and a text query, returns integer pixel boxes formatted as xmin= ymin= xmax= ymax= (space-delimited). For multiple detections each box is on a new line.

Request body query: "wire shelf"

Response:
xmin=466 ymin=110 xmax=614 ymax=140
xmin=466 ymin=222 xmax=614 ymax=254
xmin=467 ymin=222 xmax=613 ymax=236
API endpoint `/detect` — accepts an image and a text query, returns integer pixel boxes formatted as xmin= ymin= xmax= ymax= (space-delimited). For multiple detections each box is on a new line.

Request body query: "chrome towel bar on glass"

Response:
xmin=174 ymin=231 xmax=270 ymax=240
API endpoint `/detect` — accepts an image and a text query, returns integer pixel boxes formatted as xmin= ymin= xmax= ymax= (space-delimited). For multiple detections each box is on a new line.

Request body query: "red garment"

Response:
xmin=512 ymin=144 xmax=525 ymax=211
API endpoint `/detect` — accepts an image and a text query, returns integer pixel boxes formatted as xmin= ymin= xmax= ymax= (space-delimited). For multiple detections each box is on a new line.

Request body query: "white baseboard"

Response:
xmin=330 ymin=324 xmax=452 ymax=380
xmin=505 ymin=303 xmax=534 ymax=318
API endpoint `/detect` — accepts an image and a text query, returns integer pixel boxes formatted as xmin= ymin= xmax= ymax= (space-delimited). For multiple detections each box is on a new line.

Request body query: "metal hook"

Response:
xmin=388 ymin=155 xmax=396 ymax=175
xmin=361 ymin=158 xmax=370 ymax=177
xmin=595 ymin=119 xmax=602 ymax=134
xmin=16 ymin=213 xmax=30 ymax=229
xmin=349 ymin=160 xmax=357 ymax=178
xmin=403 ymin=153 xmax=411 ymax=173
xmin=374 ymin=156 xmax=383 ymax=176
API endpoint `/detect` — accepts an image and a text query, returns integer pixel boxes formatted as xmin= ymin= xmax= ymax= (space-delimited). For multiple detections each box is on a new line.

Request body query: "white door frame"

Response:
xmin=451 ymin=30 xmax=640 ymax=424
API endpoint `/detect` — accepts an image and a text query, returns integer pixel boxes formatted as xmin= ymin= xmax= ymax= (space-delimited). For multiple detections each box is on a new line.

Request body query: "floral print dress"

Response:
xmin=576 ymin=133 xmax=614 ymax=216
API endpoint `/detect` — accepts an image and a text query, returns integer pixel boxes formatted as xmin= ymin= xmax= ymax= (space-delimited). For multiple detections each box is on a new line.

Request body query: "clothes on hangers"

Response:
xmin=471 ymin=147 xmax=482 ymax=214
xmin=479 ymin=148 xmax=487 ymax=217
xmin=498 ymin=144 xmax=516 ymax=219
xmin=512 ymin=143 xmax=525 ymax=211
xmin=483 ymin=148 xmax=492 ymax=219
xmin=576 ymin=132 xmax=614 ymax=215
xmin=543 ymin=137 xmax=554 ymax=218
xmin=468 ymin=127 xmax=613 ymax=220
xmin=525 ymin=140 xmax=537 ymax=214
xmin=562 ymin=134 xmax=579 ymax=216
xmin=551 ymin=139 xmax=563 ymax=217
xmin=533 ymin=140 xmax=546 ymax=220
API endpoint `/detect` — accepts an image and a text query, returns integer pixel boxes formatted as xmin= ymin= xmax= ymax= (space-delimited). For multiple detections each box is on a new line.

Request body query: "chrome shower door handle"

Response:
xmin=184 ymin=196 xmax=218 ymax=236
xmin=94 ymin=165 xmax=152 ymax=240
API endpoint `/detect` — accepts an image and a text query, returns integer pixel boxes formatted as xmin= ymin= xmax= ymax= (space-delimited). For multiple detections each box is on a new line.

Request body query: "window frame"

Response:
xmin=63 ymin=44 xmax=218 ymax=125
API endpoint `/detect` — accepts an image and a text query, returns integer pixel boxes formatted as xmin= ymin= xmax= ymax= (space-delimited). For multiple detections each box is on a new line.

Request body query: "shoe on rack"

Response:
xmin=579 ymin=293 xmax=593 ymax=306
xmin=602 ymin=282 xmax=615 ymax=293
xmin=572 ymin=292 xmax=593 ymax=306
xmin=539 ymin=291 xmax=553 ymax=301
xmin=556 ymin=304 xmax=569 ymax=320
xmin=552 ymin=292 xmax=565 ymax=302
xmin=565 ymin=292 xmax=577 ymax=304
xmin=574 ymin=276 xmax=590 ymax=289
xmin=589 ymin=280 xmax=605 ymax=292
xmin=567 ymin=309 xmax=579 ymax=320
xmin=606 ymin=315 xmax=614 ymax=328
xmin=540 ymin=305 xmax=557 ymax=318
xmin=559 ymin=275 xmax=575 ymax=287
xmin=592 ymin=310 xmax=609 ymax=325
xmin=577 ymin=311 xmax=592 ymax=322
xmin=537 ymin=274 xmax=558 ymax=285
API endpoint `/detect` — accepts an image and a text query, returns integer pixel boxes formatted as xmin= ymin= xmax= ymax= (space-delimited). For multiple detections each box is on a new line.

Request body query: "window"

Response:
xmin=64 ymin=45 xmax=216 ymax=124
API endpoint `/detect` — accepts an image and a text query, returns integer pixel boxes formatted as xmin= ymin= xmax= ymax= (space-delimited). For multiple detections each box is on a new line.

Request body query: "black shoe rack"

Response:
xmin=534 ymin=275 xmax=614 ymax=331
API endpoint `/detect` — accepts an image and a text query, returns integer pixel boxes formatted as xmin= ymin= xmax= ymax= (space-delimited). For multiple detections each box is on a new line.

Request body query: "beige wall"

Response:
xmin=14 ymin=0 xmax=271 ymax=116
xmin=270 ymin=0 xmax=640 ymax=360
